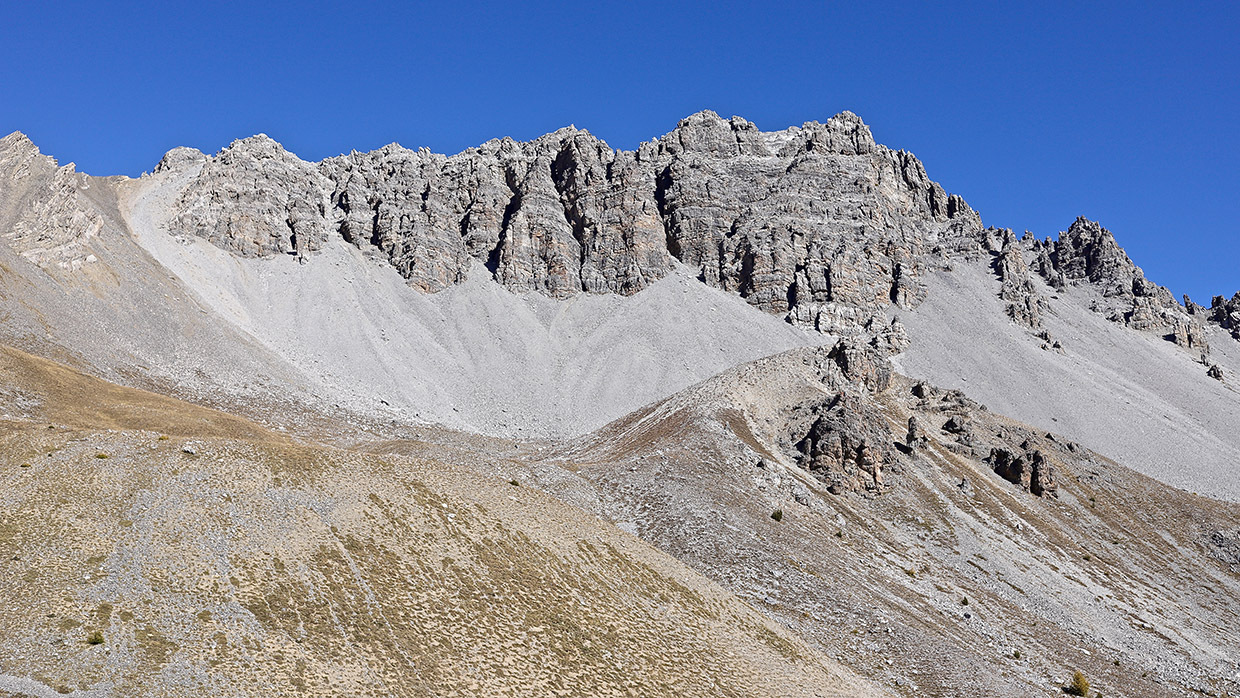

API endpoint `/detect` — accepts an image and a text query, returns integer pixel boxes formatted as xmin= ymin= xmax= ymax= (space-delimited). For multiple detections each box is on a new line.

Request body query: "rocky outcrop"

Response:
xmin=992 ymin=229 xmax=1047 ymax=329
xmin=153 ymin=111 xmax=983 ymax=332
xmin=1207 ymin=292 xmax=1240 ymax=339
xmin=153 ymin=146 xmax=207 ymax=174
xmin=318 ymin=130 xmax=672 ymax=297
xmin=905 ymin=415 xmax=929 ymax=452
xmin=166 ymin=135 xmax=334 ymax=259
xmin=1043 ymin=217 xmax=1138 ymax=293
xmin=1209 ymin=529 xmax=1240 ymax=573
xmin=0 ymin=132 xmax=105 ymax=270
xmin=795 ymin=392 xmax=896 ymax=495
xmin=1031 ymin=217 xmax=1209 ymax=351
xmin=654 ymin=111 xmax=969 ymax=321
xmin=825 ymin=338 xmax=892 ymax=393
xmin=988 ymin=446 xmax=1058 ymax=498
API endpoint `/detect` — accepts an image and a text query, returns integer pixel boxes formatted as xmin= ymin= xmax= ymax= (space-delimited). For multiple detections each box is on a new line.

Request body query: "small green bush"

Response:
xmin=770 ymin=509 xmax=783 ymax=522
xmin=509 ymin=479 xmax=520 ymax=486
xmin=1064 ymin=670 xmax=1090 ymax=696
xmin=95 ymin=453 xmax=108 ymax=459
xmin=86 ymin=630 xmax=104 ymax=645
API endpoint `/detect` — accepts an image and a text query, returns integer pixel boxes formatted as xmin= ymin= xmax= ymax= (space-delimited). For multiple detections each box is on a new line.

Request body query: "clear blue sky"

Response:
xmin=2 ymin=1 xmax=1236 ymax=301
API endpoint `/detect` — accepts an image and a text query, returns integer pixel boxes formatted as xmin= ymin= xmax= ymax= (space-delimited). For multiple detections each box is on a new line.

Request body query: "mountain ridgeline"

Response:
xmin=3 ymin=112 xmax=1237 ymax=358
xmin=152 ymin=112 xmax=1240 ymax=354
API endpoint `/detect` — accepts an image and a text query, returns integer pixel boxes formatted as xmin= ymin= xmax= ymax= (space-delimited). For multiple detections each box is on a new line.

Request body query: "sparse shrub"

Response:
xmin=1012 ymin=649 xmax=1022 ymax=659
xmin=1064 ymin=669 xmax=1090 ymax=696
xmin=158 ymin=435 xmax=169 ymax=441
xmin=770 ymin=509 xmax=783 ymax=522
xmin=20 ymin=463 xmax=31 ymax=468
xmin=95 ymin=453 xmax=108 ymax=459
xmin=509 ymin=479 xmax=520 ymax=486
xmin=834 ymin=530 xmax=844 ymax=538
xmin=960 ymin=597 xmax=969 ymax=606
xmin=86 ymin=630 xmax=104 ymax=645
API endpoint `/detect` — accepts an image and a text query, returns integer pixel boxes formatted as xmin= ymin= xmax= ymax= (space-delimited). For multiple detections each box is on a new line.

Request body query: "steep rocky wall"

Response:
xmin=152 ymin=111 xmax=985 ymax=325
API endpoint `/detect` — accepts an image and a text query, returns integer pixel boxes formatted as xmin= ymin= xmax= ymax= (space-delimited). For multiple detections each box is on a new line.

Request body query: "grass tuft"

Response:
xmin=770 ymin=509 xmax=783 ymax=522
xmin=86 ymin=630 xmax=104 ymax=645
xmin=1064 ymin=669 xmax=1090 ymax=696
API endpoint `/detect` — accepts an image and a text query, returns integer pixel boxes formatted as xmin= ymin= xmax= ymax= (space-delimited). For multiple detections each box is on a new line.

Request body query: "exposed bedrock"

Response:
xmin=149 ymin=111 xmax=985 ymax=336
xmin=1022 ymin=217 xmax=1211 ymax=351
xmin=7 ymin=112 xmax=1235 ymax=352
xmin=0 ymin=132 xmax=108 ymax=270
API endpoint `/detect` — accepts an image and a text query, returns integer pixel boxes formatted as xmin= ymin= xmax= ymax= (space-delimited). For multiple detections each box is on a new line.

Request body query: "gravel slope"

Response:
xmin=122 ymin=170 xmax=827 ymax=438
xmin=895 ymin=260 xmax=1240 ymax=502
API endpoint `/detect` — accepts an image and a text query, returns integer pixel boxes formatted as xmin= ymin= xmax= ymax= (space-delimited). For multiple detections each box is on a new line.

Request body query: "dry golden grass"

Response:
xmin=0 ymin=345 xmax=874 ymax=697
xmin=0 ymin=344 xmax=278 ymax=442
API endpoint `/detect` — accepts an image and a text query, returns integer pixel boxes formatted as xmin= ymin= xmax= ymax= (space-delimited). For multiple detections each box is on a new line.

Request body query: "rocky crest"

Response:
xmin=1207 ymin=292 xmax=1240 ymax=339
xmin=153 ymin=111 xmax=985 ymax=335
xmin=1027 ymin=217 xmax=1209 ymax=351
xmin=0 ymin=132 xmax=104 ymax=270
xmin=796 ymin=392 xmax=897 ymax=494
xmin=153 ymin=115 xmax=1234 ymax=355
xmin=166 ymin=135 xmax=334 ymax=259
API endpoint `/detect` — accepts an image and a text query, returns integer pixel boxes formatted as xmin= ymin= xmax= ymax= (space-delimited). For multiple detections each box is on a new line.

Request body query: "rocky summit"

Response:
xmin=1 ymin=112 xmax=1238 ymax=698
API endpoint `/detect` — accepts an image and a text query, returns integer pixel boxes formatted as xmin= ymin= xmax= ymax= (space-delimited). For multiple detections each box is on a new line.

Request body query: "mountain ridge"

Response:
xmin=6 ymin=115 xmax=1235 ymax=342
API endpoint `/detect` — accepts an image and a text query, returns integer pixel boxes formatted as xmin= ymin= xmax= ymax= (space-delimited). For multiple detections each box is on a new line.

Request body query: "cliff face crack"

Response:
xmin=549 ymin=145 xmax=589 ymax=290
xmin=653 ymin=164 xmax=680 ymax=262
xmin=488 ymin=167 xmax=522 ymax=278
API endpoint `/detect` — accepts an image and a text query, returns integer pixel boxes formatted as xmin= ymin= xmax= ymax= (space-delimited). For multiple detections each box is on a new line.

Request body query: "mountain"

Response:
xmin=0 ymin=113 xmax=1237 ymax=697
